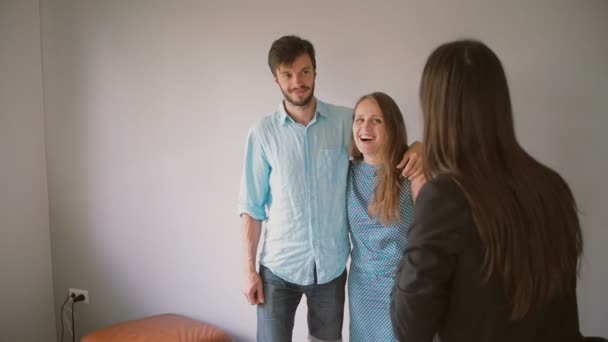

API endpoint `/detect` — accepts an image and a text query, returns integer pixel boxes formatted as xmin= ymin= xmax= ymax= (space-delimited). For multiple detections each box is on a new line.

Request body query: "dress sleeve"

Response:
xmin=390 ymin=177 xmax=467 ymax=342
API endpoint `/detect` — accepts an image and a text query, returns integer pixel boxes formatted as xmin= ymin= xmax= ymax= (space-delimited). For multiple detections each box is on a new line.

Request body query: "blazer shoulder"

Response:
xmin=418 ymin=174 xmax=467 ymax=207
xmin=409 ymin=174 xmax=473 ymax=254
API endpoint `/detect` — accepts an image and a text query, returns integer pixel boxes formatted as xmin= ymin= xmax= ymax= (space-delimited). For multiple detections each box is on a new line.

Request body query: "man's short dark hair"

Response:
xmin=268 ymin=35 xmax=316 ymax=76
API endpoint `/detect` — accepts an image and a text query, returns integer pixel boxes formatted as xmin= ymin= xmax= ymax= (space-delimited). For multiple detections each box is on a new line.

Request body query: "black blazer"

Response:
xmin=390 ymin=175 xmax=582 ymax=342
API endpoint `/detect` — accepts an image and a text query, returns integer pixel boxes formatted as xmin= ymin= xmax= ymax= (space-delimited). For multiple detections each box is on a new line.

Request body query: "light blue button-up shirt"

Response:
xmin=238 ymin=99 xmax=352 ymax=285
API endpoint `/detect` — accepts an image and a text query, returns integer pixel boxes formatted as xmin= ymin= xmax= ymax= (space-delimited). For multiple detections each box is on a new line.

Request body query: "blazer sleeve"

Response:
xmin=390 ymin=176 xmax=468 ymax=342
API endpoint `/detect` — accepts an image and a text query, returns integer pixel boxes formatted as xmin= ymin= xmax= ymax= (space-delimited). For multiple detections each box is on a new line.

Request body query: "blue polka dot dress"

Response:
xmin=347 ymin=161 xmax=414 ymax=342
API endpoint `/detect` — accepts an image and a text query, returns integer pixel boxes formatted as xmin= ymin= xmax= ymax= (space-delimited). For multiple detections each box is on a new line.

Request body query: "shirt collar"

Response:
xmin=277 ymin=98 xmax=327 ymax=125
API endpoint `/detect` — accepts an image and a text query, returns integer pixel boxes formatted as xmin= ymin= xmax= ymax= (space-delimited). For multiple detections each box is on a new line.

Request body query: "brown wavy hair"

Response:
xmin=349 ymin=92 xmax=408 ymax=225
xmin=268 ymin=35 xmax=316 ymax=77
xmin=420 ymin=39 xmax=582 ymax=319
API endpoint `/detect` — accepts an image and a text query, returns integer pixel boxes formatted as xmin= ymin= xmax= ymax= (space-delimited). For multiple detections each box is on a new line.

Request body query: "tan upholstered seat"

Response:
xmin=81 ymin=313 xmax=232 ymax=342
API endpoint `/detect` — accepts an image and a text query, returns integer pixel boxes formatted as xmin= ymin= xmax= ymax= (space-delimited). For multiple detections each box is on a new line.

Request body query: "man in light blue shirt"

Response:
xmin=239 ymin=35 xmax=421 ymax=342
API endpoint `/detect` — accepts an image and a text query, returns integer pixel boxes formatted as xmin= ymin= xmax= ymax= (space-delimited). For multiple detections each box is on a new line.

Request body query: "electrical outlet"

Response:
xmin=68 ymin=288 xmax=89 ymax=304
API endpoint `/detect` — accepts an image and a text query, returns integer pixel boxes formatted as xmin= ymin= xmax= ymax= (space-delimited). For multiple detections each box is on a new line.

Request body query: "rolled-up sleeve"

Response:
xmin=390 ymin=178 xmax=465 ymax=342
xmin=238 ymin=128 xmax=270 ymax=221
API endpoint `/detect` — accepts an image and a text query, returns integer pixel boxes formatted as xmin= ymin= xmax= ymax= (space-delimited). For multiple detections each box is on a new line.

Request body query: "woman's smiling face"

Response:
xmin=353 ymin=98 xmax=387 ymax=165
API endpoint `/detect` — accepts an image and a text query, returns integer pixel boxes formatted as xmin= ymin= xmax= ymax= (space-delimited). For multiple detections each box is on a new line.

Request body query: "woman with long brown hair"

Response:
xmin=347 ymin=92 xmax=425 ymax=341
xmin=390 ymin=40 xmax=583 ymax=341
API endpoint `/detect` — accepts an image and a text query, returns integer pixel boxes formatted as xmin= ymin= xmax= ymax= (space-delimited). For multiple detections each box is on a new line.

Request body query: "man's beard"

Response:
xmin=282 ymin=84 xmax=315 ymax=107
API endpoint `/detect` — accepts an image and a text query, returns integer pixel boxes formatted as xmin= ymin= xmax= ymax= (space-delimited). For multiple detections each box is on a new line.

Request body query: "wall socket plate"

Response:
xmin=68 ymin=288 xmax=89 ymax=304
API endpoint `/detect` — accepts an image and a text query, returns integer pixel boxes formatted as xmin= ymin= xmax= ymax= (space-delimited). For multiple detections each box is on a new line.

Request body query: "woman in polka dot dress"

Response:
xmin=347 ymin=92 xmax=425 ymax=342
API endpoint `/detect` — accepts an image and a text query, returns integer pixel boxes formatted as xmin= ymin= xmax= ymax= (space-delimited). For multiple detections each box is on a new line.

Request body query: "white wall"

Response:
xmin=0 ymin=1 xmax=57 ymax=341
xmin=41 ymin=0 xmax=608 ymax=340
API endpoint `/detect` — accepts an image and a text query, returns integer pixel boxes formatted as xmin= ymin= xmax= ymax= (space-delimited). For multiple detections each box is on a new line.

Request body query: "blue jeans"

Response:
xmin=257 ymin=265 xmax=346 ymax=342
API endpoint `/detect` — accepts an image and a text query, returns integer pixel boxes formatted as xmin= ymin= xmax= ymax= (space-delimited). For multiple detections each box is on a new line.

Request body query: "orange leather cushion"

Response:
xmin=81 ymin=314 xmax=232 ymax=342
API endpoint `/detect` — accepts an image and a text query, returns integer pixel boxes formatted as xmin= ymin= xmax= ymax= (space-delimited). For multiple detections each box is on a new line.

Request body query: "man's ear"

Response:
xmin=273 ymin=75 xmax=278 ymax=85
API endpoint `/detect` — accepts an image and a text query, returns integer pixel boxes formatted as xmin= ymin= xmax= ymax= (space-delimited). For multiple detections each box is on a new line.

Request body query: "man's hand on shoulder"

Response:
xmin=398 ymin=141 xmax=425 ymax=180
